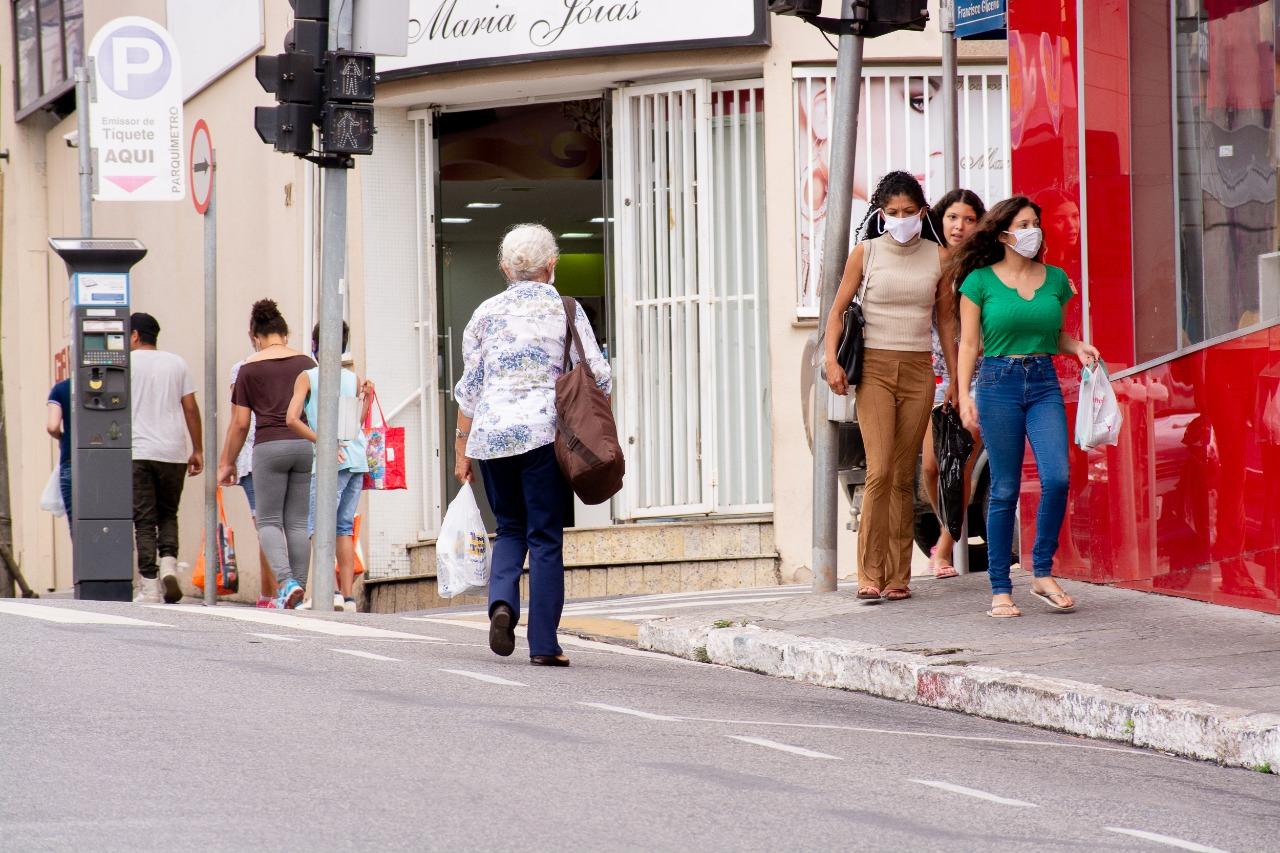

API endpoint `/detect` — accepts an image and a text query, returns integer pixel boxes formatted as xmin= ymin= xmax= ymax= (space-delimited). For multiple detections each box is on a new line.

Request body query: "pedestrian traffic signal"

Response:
xmin=253 ymin=1 xmax=378 ymax=162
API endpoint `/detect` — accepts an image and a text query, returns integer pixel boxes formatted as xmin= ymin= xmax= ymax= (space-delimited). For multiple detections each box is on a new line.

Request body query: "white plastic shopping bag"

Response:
xmin=1074 ymin=362 xmax=1122 ymax=451
xmin=40 ymin=470 xmax=65 ymax=518
xmin=436 ymin=483 xmax=491 ymax=599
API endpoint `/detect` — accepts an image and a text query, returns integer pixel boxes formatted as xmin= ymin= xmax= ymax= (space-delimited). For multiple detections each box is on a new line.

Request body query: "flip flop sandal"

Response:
xmin=857 ymin=587 xmax=883 ymax=601
xmin=933 ymin=563 xmax=958 ymax=579
xmin=1031 ymin=590 xmax=1076 ymax=612
xmin=884 ymin=589 xmax=912 ymax=601
xmin=987 ymin=603 xmax=1022 ymax=618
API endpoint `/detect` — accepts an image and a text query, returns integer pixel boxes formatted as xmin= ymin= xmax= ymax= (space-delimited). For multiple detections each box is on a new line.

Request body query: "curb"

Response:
xmin=637 ymin=617 xmax=1280 ymax=773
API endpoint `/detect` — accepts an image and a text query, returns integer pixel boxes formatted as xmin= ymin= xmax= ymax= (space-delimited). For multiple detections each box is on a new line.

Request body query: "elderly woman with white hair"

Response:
xmin=454 ymin=223 xmax=611 ymax=667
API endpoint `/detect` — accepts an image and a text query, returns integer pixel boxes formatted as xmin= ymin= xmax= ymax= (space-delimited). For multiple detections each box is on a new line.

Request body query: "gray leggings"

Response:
xmin=252 ymin=439 xmax=314 ymax=586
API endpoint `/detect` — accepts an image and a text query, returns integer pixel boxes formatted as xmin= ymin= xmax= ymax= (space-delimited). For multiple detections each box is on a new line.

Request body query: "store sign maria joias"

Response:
xmin=378 ymin=0 xmax=769 ymax=79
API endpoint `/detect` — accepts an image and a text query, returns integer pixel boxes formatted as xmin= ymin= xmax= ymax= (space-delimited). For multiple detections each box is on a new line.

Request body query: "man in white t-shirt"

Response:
xmin=130 ymin=313 xmax=202 ymax=604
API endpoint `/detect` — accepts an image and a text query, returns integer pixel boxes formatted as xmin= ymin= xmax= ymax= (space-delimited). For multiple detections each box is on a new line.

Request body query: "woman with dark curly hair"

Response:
xmin=218 ymin=300 xmax=315 ymax=609
xmin=824 ymin=171 xmax=958 ymax=602
xmin=921 ymin=188 xmax=987 ymax=578
xmin=953 ymin=196 xmax=1100 ymax=618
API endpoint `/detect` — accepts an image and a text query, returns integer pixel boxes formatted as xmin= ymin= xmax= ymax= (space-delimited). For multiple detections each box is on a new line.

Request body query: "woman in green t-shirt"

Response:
xmin=952 ymin=196 xmax=1101 ymax=618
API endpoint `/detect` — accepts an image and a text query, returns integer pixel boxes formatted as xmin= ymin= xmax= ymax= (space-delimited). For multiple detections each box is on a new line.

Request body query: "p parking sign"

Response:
xmin=88 ymin=17 xmax=185 ymax=202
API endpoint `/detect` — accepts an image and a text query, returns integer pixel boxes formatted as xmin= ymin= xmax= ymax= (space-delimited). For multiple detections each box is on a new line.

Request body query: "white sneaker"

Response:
xmin=133 ymin=577 xmax=162 ymax=604
xmin=342 ymin=598 xmax=358 ymax=613
xmin=297 ymin=599 xmax=313 ymax=610
xmin=159 ymin=556 xmax=183 ymax=604
xmin=333 ymin=592 xmax=345 ymax=611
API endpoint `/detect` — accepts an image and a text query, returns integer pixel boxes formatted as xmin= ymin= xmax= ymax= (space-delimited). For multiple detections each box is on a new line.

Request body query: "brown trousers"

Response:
xmin=855 ymin=349 xmax=935 ymax=591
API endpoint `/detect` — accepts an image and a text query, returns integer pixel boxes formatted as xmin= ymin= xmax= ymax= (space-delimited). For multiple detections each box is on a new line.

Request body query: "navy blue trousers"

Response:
xmin=478 ymin=443 xmax=568 ymax=657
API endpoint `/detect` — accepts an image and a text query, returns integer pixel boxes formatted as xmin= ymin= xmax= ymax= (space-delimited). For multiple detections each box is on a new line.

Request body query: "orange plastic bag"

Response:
xmin=349 ymin=513 xmax=365 ymax=578
xmin=193 ymin=488 xmax=239 ymax=596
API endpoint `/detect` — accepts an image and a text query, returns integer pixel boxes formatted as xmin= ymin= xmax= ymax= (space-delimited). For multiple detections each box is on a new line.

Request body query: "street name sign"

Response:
xmin=88 ymin=17 xmax=186 ymax=202
xmin=954 ymin=0 xmax=1005 ymax=38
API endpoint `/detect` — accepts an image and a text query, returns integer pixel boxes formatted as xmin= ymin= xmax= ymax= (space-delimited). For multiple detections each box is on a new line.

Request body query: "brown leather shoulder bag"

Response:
xmin=555 ymin=297 xmax=625 ymax=505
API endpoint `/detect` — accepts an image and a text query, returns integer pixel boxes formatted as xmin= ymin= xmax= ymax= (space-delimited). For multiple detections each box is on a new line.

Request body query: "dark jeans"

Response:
xmin=478 ymin=444 xmax=568 ymax=657
xmin=976 ymin=356 xmax=1070 ymax=596
xmin=58 ymin=462 xmax=72 ymax=526
xmin=133 ymin=460 xmax=187 ymax=578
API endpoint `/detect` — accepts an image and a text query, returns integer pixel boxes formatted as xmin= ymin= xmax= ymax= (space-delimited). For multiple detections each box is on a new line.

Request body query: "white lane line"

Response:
xmin=684 ymin=717 xmax=1170 ymax=759
xmin=1104 ymin=828 xmax=1230 ymax=853
xmin=148 ymin=605 xmax=445 ymax=640
xmin=440 ymin=669 xmax=527 ymax=687
xmin=0 ymin=601 xmax=172 ymax=627
xmin=332 ymin=649 xmax=402 ymax=662
xmin=579 ymin=702 xmax=683 ymax=722
xmin=406 ymin=617 xmax=705 ymax=665
xmin=908 ymin=780 xmax=1037 ymax=807
xmin=727 ymin=736 xmax=840 ymax=760
xmin=249 ymin=632 xmax=301 ymax=642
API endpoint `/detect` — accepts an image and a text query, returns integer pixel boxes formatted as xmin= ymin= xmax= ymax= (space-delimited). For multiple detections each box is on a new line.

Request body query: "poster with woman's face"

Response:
xmin=795 ymin=69 xmax=1012 ymax=314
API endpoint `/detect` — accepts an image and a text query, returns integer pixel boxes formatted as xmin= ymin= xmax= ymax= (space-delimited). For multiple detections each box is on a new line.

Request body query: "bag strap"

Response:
xmin=363 ymin=387 xmax=387 ymax=430
xmin=560 ymin=296 xmax=594 ymax=379
xmin=215 ymin=486 xmax=228 ymax=526
xmin=854 ymin=237 xmax=874 ymax=308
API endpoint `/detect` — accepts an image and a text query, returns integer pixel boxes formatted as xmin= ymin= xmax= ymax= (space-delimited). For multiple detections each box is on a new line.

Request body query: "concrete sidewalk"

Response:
xmin=631 ymin=572 xmax=1280 ymax=773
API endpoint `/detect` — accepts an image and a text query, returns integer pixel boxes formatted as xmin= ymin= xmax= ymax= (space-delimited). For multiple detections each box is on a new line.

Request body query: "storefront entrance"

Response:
xmin=433 ymin=98 xmax=614 ymax=528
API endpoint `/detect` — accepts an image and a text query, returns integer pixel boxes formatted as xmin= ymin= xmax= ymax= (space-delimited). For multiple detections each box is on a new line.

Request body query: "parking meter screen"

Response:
xmin=84 ymin=333 xmax=106 ymax=351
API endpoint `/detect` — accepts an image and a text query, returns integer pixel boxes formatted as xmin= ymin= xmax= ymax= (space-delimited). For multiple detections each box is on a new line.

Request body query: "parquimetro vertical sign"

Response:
xmin=88 ymin=17 xmax=186 ymax=202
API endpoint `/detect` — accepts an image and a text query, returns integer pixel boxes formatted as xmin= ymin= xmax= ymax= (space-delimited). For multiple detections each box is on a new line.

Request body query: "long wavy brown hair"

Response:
xmin=945 ymin=195 xmax=1043 ymax=291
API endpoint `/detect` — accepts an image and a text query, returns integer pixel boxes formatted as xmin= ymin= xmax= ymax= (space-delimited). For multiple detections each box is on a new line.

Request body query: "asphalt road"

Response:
xmin=0 ymin=597 xmax=1275 ymax=853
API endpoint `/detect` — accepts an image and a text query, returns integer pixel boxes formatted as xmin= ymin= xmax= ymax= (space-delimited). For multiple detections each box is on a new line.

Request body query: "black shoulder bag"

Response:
xmin=835 ymin=240 xmax=872 ymax=385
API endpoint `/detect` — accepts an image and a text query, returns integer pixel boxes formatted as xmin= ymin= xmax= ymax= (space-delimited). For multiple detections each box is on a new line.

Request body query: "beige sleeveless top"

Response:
xmin=859 ymin=234 xmax=940 ymax=352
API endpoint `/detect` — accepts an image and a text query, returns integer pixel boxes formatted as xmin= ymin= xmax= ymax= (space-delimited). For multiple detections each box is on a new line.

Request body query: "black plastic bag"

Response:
xmin=931 ymin=403 xmax=975 ymax=540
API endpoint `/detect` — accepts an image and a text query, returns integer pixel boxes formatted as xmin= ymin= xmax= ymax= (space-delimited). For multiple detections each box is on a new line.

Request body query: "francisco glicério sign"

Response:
xmin=87 ymin=17 xmax=186 ymax=202
xmin=378 ymin=0 xmax=769 ymax=79
xmin=954 ymin=0 xmax=1006 ymax=39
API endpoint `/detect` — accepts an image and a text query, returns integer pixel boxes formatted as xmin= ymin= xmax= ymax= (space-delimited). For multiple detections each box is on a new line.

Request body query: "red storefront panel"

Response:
xmin=1009 ymin=0 xmax=1280 ymax=612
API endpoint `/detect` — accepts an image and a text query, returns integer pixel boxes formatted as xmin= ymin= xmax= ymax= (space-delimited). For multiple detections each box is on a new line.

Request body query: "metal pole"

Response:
xmin=75 ymin=66 xmax=92 ymax=237
xmin=203 ymin=155 xmax=218 ymax=606
xmin=812 ymin=0 xmax=867 ymax=594
xmin=940 ymin=0 xmax=960 ymax=190
xmin=312 ymin=0 xmax=355 ymax=613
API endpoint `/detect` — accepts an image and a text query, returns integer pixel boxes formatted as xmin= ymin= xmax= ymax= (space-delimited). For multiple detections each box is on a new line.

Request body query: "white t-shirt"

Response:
xmin=131 ymin=349 xmax=197 ymax=464
xmin=229 ymin=359 xmax=256 ymax=479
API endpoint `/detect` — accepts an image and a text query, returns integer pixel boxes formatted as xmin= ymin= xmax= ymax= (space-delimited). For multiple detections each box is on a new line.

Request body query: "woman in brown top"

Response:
xmin=824 ymin=171 xmax=958 ymax=602
xmin=218 ymin=300 xmax=315 ymax=609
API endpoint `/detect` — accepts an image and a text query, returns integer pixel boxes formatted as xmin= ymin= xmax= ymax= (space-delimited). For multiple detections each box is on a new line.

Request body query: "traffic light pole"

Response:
xmin=940 ymin=0 xmax=960 ymax=188
xmin=812 ymin=0 xmax=867 ymax=594
xmin=310 ymin=0 xmax=355 ymax=612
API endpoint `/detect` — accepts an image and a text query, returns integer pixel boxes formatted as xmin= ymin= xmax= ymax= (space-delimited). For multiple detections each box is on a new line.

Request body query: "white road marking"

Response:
xmin=579 ymin=702 xmax=683 ymax=722
xmin=908 ymin=779 xmax=1037 ymax=807
xmin=406 ymin=617 xmax=704 ymax=665
xmin=727 ymin=736 xmax=840 ymax=760
xmin=442 ymin=584 xmax=828 ymax=619
xmin=0 ymin=602 xmax=172 ymax=627
xmin=684 ymin=716 xmax=1171 ymax=759
xmin=147 ymin=605 xmax=445 ymax=640
xmin=1104 ymin=828 xmax=1230 ymax=853
xmin=331 ymin=649 xmax=402 ymax=662
xmin=440 ymin=669 xmax=527 ymax=687
xmin=248 ymin=632 xmax=301 ymax=642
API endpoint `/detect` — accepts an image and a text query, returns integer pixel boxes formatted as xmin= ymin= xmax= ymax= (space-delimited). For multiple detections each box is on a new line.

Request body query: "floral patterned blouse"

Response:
xmin=455 ymin=281 xmax=612 ymax=460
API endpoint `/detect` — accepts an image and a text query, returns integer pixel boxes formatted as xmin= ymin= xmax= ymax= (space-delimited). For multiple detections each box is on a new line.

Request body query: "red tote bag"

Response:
xmin=363 ymin=390 xmax=407 ymax=491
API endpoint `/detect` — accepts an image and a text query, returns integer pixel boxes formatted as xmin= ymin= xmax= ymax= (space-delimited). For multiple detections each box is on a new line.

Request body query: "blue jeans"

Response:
xmin=976 ymin=356 xmax=1070 ymax=596
xmin=59 ymin=462 xmax=72 ymax=529
xmin=307 ymin=469 xmax=364 ymax=537
xmin=478 ymin=444 xmax=568 ymax=658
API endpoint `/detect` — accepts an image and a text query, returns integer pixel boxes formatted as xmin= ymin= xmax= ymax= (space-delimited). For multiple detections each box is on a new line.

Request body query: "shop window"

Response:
xmin=1173 ymin=0 xmax=1280 ymax=348
xmin=793 ymin=66 xmax=1012 ymax=317
xmin=11 ymin=0 xmax=81 ymax=117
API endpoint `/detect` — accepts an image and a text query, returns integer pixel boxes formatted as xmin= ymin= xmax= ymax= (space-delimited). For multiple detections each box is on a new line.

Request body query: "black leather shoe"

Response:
xmin=489 ymin=604 xmax=515 ymax=657
xmin=529 ymin=655 xmax=570 ymax=667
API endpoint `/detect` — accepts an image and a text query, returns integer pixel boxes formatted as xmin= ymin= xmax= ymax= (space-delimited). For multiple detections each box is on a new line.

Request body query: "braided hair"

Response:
xmin=854 ymin=170 xmax=930 ymax=243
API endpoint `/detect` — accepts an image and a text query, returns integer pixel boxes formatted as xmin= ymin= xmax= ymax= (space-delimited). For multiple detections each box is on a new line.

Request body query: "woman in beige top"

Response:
xmin=824 ymin=171 xmax=959 ymax=601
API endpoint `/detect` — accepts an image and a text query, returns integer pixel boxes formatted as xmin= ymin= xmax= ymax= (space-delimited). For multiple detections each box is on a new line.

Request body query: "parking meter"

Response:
xmin=49 ymin=238 xmax=147 ymax=601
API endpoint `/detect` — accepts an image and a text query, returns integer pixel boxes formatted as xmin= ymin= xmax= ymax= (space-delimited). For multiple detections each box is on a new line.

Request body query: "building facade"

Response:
xmin=1009 ymin=0 xmax=1280 ymax=613
xmin=2 ymin=1 xmax=1008 ymax=600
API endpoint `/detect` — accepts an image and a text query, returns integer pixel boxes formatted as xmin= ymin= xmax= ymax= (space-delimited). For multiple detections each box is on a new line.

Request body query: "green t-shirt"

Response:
xmin=958 ymin=264 xmax=1073 ymax=357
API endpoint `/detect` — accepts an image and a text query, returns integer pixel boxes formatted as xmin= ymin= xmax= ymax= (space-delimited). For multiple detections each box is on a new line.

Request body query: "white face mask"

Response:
xmin=1004 ymin=227 xmax=1044 ymax=258
xmin=881 ymin=210 xmax=923 ymax=244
